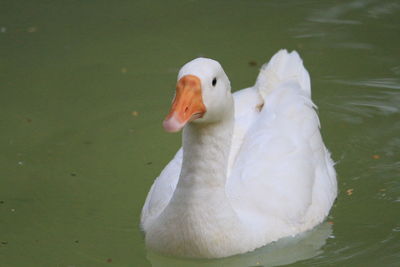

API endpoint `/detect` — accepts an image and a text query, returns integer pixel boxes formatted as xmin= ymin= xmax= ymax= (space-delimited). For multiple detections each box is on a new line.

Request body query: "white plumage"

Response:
xmin=141 ymin=50 xmax=337 ymax=258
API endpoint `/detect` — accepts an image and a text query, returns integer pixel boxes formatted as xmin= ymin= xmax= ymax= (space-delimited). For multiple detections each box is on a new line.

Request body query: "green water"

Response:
xmin=1 ymin=0 xmax=399 ymax=266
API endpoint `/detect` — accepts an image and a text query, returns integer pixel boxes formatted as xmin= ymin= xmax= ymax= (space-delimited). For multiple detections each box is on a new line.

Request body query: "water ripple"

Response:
xmin=334 ymin=78 xmax=400 ymax=90
xmin=368 ymin=1 xmax=400 ymax=18
xmin=330 ymin=42 xmax=374 ymax=50
xmin=307 ymin=0 xmax=373 ymax=25
xmin=323 ymin=78 xmax=400 ymax=126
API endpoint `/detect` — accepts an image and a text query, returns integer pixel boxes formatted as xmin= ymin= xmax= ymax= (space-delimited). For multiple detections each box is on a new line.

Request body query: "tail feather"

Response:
xmin=255 ymin=50 xmax=311 ymax=99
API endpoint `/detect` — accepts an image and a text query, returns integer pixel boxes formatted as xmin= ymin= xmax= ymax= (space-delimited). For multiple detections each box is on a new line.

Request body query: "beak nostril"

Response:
xmin=184 ymin=106 xmax=189 ymax=114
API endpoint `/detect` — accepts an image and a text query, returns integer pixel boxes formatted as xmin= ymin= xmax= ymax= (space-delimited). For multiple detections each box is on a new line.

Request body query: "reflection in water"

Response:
xmin=147 ymin=223 xmax=333 ymax=267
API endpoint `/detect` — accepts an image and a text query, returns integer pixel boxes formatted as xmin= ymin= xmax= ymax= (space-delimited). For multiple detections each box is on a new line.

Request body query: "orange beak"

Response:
xmin=163 ymin=75 xmax=206 ymax=132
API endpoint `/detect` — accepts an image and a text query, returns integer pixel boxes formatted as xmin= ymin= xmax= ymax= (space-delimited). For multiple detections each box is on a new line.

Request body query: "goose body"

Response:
xmin=141 ymin=50 xmax=337 ymax=258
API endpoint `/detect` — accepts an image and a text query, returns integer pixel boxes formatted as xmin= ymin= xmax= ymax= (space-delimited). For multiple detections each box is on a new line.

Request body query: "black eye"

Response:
xmin=212 ymin=77 xmax=217 ymax=87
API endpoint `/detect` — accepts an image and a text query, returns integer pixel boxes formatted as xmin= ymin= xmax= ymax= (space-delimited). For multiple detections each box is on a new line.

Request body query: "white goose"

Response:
xmin=141 ymin=50 xmax=337 ymax=258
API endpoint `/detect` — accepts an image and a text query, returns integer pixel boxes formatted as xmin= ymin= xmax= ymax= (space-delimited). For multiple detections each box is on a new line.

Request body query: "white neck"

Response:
xmin=179 ymin=117 xmax=232 ymax=188
xmin=169 ymin=104 xmax=234 ymax=207
xmin=152 ymin=100 xmax=251 ymax=257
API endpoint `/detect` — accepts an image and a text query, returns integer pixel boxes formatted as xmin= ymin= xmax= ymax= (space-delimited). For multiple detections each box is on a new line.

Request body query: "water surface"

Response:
xmin=1 ymin=0 xmax=399 ymax=266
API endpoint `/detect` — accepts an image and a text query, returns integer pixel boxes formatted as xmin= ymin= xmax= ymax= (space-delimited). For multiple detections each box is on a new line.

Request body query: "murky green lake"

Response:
xmin=1 ymin=0 xmax=399 ymax=266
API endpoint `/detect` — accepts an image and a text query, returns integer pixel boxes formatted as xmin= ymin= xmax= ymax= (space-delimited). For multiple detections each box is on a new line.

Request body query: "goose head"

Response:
xmin=163 ymin=58 xmax=232 ymax=132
